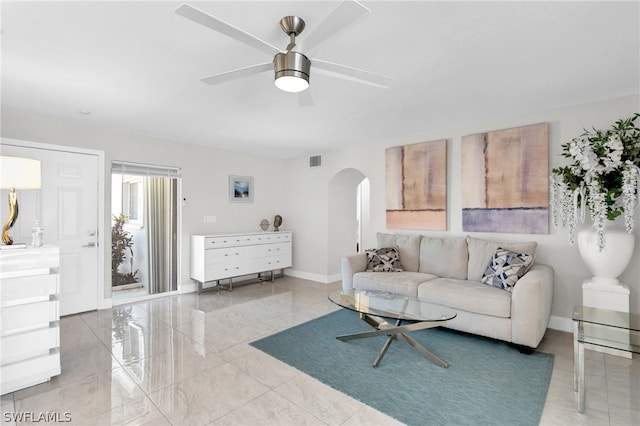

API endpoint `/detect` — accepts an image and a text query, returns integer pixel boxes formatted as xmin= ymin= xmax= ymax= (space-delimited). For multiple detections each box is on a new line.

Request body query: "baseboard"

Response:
xmin=98 ymin=298 xmax=112 ymax=310
xmin=180 ymin=281 xmax=198 ymax=294
xmin=285 ymin=269 xmax=338 ymax=284
xmin=548 ymin=315 xmax=573 ymax=333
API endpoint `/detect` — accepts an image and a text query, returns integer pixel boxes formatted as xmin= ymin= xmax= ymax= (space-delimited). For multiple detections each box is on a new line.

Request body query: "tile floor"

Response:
xmin=1 ymin=277 xmax=638 ymax=425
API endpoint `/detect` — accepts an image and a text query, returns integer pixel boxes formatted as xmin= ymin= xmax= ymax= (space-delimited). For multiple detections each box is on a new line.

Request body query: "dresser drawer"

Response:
xmin=0 ymin=274 xmax=58 ymax=306
xmin=204 ymin=235 xmax=261 ymax=248
xmin=269 ymin=232 xmax=292 ymax=243
xmin=1 ymin=300 xmax=58 ymax=336
xmin=205 ymin=263 xmax=250 ymax=280
xmin=1 ymin=351 xmax=61 ymax=395
xmin=254 ymin=254 xmax=292 ymax=271
xmin=253 ymin=242 xmax=291 ymax=258
xmin=204 ymin=236 xmax=239 ymax=249
xmin=1 ymin=325 xmax=59 ymax=365
xmin=205 ymin=246 xmax=252 ymax=263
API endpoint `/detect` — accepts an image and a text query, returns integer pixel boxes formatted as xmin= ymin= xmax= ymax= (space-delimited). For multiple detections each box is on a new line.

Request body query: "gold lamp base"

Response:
xmin=2 ymin=188 xmax=19 ymax=245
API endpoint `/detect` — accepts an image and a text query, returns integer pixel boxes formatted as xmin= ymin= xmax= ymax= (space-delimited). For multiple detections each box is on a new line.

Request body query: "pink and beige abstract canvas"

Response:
xmin=461 ymin=123 xmax=549 ymax=234
xmin=386 ymin=139 xmax=447 ymax=230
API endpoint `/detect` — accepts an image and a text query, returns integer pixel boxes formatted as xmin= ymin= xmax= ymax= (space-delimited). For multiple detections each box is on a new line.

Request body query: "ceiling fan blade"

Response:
xmin=175 ymin=3 xmax=281 ymax=56
xmin=201 ymin=62 xmax=272 ymax=86
xmin=298 ymin=89 xmax=314 ymax=107
xmin=312 ymin=59 xmax=391 ymax=88
xmin=302 ymin=0 xmax=370 ymax=55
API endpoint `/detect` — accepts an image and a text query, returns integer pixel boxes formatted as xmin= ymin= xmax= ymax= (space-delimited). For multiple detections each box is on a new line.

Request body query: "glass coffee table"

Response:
xmin=328 ymin=289 xmax=456 ymax=368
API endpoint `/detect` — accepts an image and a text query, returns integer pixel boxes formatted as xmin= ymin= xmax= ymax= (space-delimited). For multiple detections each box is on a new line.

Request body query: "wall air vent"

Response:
xmin=309 ymin=155 xmax=322 ymax=167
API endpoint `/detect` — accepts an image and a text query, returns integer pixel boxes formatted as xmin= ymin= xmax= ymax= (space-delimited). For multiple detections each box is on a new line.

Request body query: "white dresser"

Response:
xmin=191 ymin=231 xmax=292 ymax=292
xmin=0 ymin=245 xmax=61 ymax=395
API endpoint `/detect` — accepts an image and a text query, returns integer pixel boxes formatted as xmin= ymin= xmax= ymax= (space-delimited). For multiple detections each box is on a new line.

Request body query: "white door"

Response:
xmin=0 ymin=143 xmax=100 ymax=315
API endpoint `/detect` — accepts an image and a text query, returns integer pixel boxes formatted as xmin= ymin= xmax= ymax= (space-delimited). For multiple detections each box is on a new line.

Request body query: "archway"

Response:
xmin=327 ymin=168 xmax=369 ymax=278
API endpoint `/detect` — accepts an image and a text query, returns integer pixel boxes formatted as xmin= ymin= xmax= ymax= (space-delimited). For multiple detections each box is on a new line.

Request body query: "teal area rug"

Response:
xmin=250 ymin=309 xmax=554 ymax=426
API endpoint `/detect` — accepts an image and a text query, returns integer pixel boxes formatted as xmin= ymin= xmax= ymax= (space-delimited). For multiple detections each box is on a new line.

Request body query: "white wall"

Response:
xmin=3 ymin=95 xmax=639 ymax=325
xmin=1 ymin=109 xmax=287 ymax=298
xmin=284 ymin=94 xmax=640 ymax=325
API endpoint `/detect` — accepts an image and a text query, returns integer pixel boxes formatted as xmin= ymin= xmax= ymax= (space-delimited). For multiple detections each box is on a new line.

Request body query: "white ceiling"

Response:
xmin=2 ymin=1 xmax=639 ymax=159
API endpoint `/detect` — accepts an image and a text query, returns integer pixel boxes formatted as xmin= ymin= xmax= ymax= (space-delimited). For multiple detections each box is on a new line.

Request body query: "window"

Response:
xmin=122 ymin=176 xmax=143 ymax=226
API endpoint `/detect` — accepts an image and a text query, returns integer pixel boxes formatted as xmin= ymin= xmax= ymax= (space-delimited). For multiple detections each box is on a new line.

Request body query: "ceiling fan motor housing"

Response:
xmin=274 ymin=51 xmax=311 ymax=91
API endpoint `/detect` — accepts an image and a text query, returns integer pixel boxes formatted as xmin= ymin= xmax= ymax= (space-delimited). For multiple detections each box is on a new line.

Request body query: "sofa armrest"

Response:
xmin=341 ymin=253 xmax=367 ymax=292
xmin=510 ymin=263 xmax=554 ymax=348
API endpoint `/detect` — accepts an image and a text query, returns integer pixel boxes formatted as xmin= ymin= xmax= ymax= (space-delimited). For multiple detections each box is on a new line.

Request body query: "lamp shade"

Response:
xmin=0 ymin=156 xmax=42 ymax=189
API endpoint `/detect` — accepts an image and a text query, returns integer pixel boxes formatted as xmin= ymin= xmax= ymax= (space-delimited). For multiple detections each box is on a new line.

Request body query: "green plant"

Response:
xmin=111 ymin=214 xmax=140 ymax=286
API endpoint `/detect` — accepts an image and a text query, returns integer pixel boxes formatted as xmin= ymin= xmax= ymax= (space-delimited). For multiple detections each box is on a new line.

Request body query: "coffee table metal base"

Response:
xmin=336 ymin=313 xmax=449 ymax=368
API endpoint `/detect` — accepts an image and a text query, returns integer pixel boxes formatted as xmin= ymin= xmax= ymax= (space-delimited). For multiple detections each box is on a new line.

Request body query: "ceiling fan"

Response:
xmin=174 ymin=1 xmax=391 ymax=97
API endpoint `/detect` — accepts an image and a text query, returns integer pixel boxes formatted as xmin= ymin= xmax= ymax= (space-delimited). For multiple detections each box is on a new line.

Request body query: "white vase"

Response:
xmin=577 ymin=224 xmax=635 ymax=286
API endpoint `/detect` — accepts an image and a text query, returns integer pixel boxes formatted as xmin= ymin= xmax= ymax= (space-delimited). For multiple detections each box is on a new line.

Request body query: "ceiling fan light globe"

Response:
xmin=275 ymin=75 xmax=309 ymax=93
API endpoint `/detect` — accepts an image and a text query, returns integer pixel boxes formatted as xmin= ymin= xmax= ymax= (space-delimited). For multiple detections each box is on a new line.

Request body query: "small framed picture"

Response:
xmin=229 ymin=175 xmax=254 ymax=203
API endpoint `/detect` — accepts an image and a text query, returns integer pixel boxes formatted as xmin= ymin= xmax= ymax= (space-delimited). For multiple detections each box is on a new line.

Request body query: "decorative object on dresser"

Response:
xmin=0 ymin=156 xmax=42 ymax=247
xmin=229 ymin=175 xmax=253 ymax=203
xmin=191 ymin=231 xmax=292 ymax=293
xmin=1 ymin=245 xmax=60 ymax=394
xmin=260 ymin=219 xmax=270 ymax=231
xmin=273 ymin=214 xmax=282 ymax=231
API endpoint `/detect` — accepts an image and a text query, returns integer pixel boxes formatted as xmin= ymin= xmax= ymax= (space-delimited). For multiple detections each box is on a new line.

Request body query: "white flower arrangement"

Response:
xmin=550 ymin=114 xmax=640 ymax=251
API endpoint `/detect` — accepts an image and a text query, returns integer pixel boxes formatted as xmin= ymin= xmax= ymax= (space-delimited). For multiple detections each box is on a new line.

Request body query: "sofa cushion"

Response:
xmin=365 ymin=247 xmax=403 ymax=272
xmin=419 ymin=236 xmax=468 ymax=279
xmin=377 ymin=233 xmax=421 ymax=272
xmin=418 ymin=278 xmax=512 ymax=318
xmin=353 ymin=271 xmax=437 ymax=297
xmin=466 ymin=236 xmax=537 ymax=282
xmin=481 ymin=248 xmax=535 ymax=291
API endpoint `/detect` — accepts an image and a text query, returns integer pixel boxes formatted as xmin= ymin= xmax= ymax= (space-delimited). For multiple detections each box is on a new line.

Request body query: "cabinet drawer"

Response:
xmin=269 ymin=232 xmax=292 ymax=243
xmin=1 ymin=300 xmax=58 ymax=336
xmin=0 ymin=274 xmax=58 ymax=306
xmin=253 ymin=242 xmax=291 ymax=258
xmin=205 ymin=263 xmax=249 ymax=280
xmin=1 ymin=351 xmax=61 ymax=395
xmin=204 ymin=235 xmax=264 ymax=248
xmin=1 ymin=326 xmax=59 ymax=365
xmin=254 ymin=254 xmax=292 ymax=271
xmin=205 ymin=246 xmax=252 ymax=264
xmin=204 ymin=236 xmax=239 ymax=249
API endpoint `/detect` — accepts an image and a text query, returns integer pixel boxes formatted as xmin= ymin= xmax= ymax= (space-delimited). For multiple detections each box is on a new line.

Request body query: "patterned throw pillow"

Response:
xmin=481 ymin=247 xmax=535 ymax=291
xmin=365 ymin=247 xmax=403 ymax=272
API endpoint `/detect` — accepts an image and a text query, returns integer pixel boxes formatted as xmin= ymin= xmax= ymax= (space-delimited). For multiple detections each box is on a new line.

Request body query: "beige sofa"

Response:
xmin=341 ymin=233 xmax=554 ymax=349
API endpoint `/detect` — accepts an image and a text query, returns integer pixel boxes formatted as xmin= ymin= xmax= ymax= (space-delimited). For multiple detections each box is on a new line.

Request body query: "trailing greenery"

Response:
xmin=550 ymin=113 xmax=640 ymax=249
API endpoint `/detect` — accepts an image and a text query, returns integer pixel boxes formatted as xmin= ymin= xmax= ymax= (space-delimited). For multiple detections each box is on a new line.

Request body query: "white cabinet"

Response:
xmin=191 ymin=232 xmax=292 ymax=292
xmin=0 ymin=246 xmax=61 ymax=395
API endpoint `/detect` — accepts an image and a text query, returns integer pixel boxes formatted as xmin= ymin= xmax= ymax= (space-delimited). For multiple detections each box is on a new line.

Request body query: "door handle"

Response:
xmin=82 ymin=242 xmax=96 ymax=248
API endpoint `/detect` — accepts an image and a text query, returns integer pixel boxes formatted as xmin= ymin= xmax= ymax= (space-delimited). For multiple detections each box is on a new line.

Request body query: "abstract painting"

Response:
xmin=461 ymin=123 xmax=549 ymax=234
xmin=386 ymin=139 xmax=447 ymax=230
